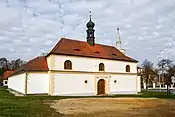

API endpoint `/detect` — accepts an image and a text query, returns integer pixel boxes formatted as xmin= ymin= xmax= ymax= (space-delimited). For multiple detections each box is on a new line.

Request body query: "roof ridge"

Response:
xmin=48 ymin=37 xmax=117 ymax=53
xmin=62 ymin=37 xmax=116 ymax=48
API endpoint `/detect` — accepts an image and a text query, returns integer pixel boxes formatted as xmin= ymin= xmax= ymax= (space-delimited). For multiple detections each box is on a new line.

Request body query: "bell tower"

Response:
xmin=86 ymin=11 xmax=95 ymax=46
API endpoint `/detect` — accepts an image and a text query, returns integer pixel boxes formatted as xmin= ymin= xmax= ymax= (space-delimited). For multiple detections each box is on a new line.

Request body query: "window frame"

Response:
xmin=99 ymin=63 xmax=105 ymax=71
xmin=64 ymin=60 xmax=72 ymax=70
xmin=126 ymin=65 xmax=130 ymax=72
xmin=4 ymin=81 xmax=8 ymax=84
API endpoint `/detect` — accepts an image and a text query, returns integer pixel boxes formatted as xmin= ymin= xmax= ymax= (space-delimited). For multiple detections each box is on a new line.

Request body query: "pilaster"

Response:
xmin=48 ymin=71 xmax=55 ymax=95
xmin=24 ymin=72 xmax=28 ymax=95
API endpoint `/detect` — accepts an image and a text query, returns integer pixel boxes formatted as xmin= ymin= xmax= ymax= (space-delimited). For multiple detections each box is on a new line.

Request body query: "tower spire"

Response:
xmin=116 ymin=28 xmax=126 ymax=54
xmin=116 ymin=28 xmax=121 ymax=49
xmin=89 ymin=11 xmax=92 ymax=21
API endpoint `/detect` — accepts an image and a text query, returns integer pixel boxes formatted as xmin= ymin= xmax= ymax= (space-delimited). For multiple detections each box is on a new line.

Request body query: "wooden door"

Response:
xmin=97 ymin=79 xmax=105 ymax=95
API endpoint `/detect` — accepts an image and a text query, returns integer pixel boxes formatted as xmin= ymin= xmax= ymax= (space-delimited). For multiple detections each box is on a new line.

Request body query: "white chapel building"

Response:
xmin=8 ymin=15 xmax=141 ymax=96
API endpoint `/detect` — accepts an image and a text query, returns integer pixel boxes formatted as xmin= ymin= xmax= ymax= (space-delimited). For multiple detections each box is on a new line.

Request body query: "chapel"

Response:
xmin=8 ymin=13 xmax=141 ymax=96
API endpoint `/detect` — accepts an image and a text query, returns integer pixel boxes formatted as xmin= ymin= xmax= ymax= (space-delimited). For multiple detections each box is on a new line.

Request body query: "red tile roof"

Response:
xmin=47 ymin=38 xmax=138 ymax=62
xmin=9 ymin=38 xmax=138 ymax=77
xmin=11 ymin=56 xmax=49 ymax=76
xmin=3 ymin=71 xmax=15 ymax=80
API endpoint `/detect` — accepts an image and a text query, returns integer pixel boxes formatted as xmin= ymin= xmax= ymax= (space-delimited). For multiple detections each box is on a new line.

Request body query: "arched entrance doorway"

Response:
xmin=97 ymin=79 xmax=105 ymax=95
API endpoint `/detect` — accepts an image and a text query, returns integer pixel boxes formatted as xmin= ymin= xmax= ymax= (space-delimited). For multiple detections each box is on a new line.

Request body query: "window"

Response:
xmin=114 ymin=80 xmax=117 ymax=83
xmin=85 ymin=80 xmax=88 ymax=83
xmin=64 ymin=60 xmax=72 ymax=70
xmin=73 ymin=48 xmax=81 ymax=51
xmin=99 ymin=63 xmax=105 ymax=71
xmin=94 ymin=51 xmax=100 ymax=54
xmin=4 ymin=81 xmax=7 ymax=84
xmin=126 ymin=65 xmax=130 ymax=72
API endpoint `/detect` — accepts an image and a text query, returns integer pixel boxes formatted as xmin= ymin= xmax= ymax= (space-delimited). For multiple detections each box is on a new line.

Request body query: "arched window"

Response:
xmin=99 ymin=63 xmax=105 ymax=71
xmin=64 ymin=60 xmax=72 ymax=70
xmin=126 ymin=65 xmax=130 ymax=72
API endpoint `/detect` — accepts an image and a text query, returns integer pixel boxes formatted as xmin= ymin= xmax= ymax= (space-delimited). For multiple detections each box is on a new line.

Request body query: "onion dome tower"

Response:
xmin=86 ymin=11 xmax=95 ymax=46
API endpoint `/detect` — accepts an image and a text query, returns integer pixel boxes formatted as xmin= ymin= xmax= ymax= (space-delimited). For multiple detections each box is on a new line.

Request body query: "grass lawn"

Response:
xmin=0 ymin=87 xmax=64 ymax=117
xmin=0 ymin=87 xmax=175 ymax=117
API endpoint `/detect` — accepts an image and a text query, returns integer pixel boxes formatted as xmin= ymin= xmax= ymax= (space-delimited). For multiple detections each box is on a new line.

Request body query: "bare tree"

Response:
xmin=0 ymin=57 xmax=25 ymax=73
xmin=157 ymin=59 xmax=172 ymax=84
xmin=167 ymin=65 xmax=175 ymax=83
xmin=0 ymin=57 xmax=9 ymax=70
xmin=141 ymin=59 xmax=154 ymax=88
xmin=10 ymin=59 xmax=25 ymax=70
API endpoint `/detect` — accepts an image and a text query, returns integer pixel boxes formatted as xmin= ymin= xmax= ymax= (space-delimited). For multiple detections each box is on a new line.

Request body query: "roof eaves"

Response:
xmin=52 ymin=53 xmax=138 ymax=62
xmin=9 ymin=69 xmax=26 ymax=77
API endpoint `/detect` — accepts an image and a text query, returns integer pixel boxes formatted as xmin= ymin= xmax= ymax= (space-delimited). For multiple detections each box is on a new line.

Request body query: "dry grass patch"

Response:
xmin=51 ymin=98 xmax=175 ymax=117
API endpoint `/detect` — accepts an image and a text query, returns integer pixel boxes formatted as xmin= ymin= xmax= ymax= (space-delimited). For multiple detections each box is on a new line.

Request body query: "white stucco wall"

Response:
xmin=137 ymin=76 xmax=141 ymax=92
xmin=53 ymin=73 xmax=95 ymax=96
xmin=8 ymin=73 xmax=26 ymax=94
xmin=110 ymin=75 xmax=137 ymax=94
xmin=53 ymin=72 xmax=139 ymax=96
xmin=27 ymin=72 xmax=49 ymax=94
xmin=48 ymin=55 xmax=137 ymax=73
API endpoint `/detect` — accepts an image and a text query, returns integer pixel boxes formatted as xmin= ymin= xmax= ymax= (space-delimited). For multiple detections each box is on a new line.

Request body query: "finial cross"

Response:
xmin=89 ymin=11 xmax=92 ymax=20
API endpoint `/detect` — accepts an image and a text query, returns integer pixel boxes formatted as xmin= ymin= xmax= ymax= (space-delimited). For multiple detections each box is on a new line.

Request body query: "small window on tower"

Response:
xmin=89 ymin=32 xmax=93 ymax=37
xmin=114 ymin=80 xmax=117 ymax=83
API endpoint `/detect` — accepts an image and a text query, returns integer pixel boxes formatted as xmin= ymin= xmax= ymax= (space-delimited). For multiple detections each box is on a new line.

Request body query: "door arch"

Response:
xmin=97 ymin=79 xmax=105 ymax=95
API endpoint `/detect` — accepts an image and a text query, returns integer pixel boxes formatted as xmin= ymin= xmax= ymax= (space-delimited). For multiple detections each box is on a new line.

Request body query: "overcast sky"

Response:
xmin=0 ymin=0 xmax=175 ymax=64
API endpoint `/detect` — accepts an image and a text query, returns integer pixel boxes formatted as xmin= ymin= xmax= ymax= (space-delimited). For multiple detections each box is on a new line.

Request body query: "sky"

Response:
xmin=0 ymin=0 xmax=175 ymax=65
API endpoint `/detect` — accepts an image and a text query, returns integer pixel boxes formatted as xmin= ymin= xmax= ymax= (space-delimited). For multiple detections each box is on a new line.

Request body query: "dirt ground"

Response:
xmin=51 ymin=98 xmax=175 ymax=117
